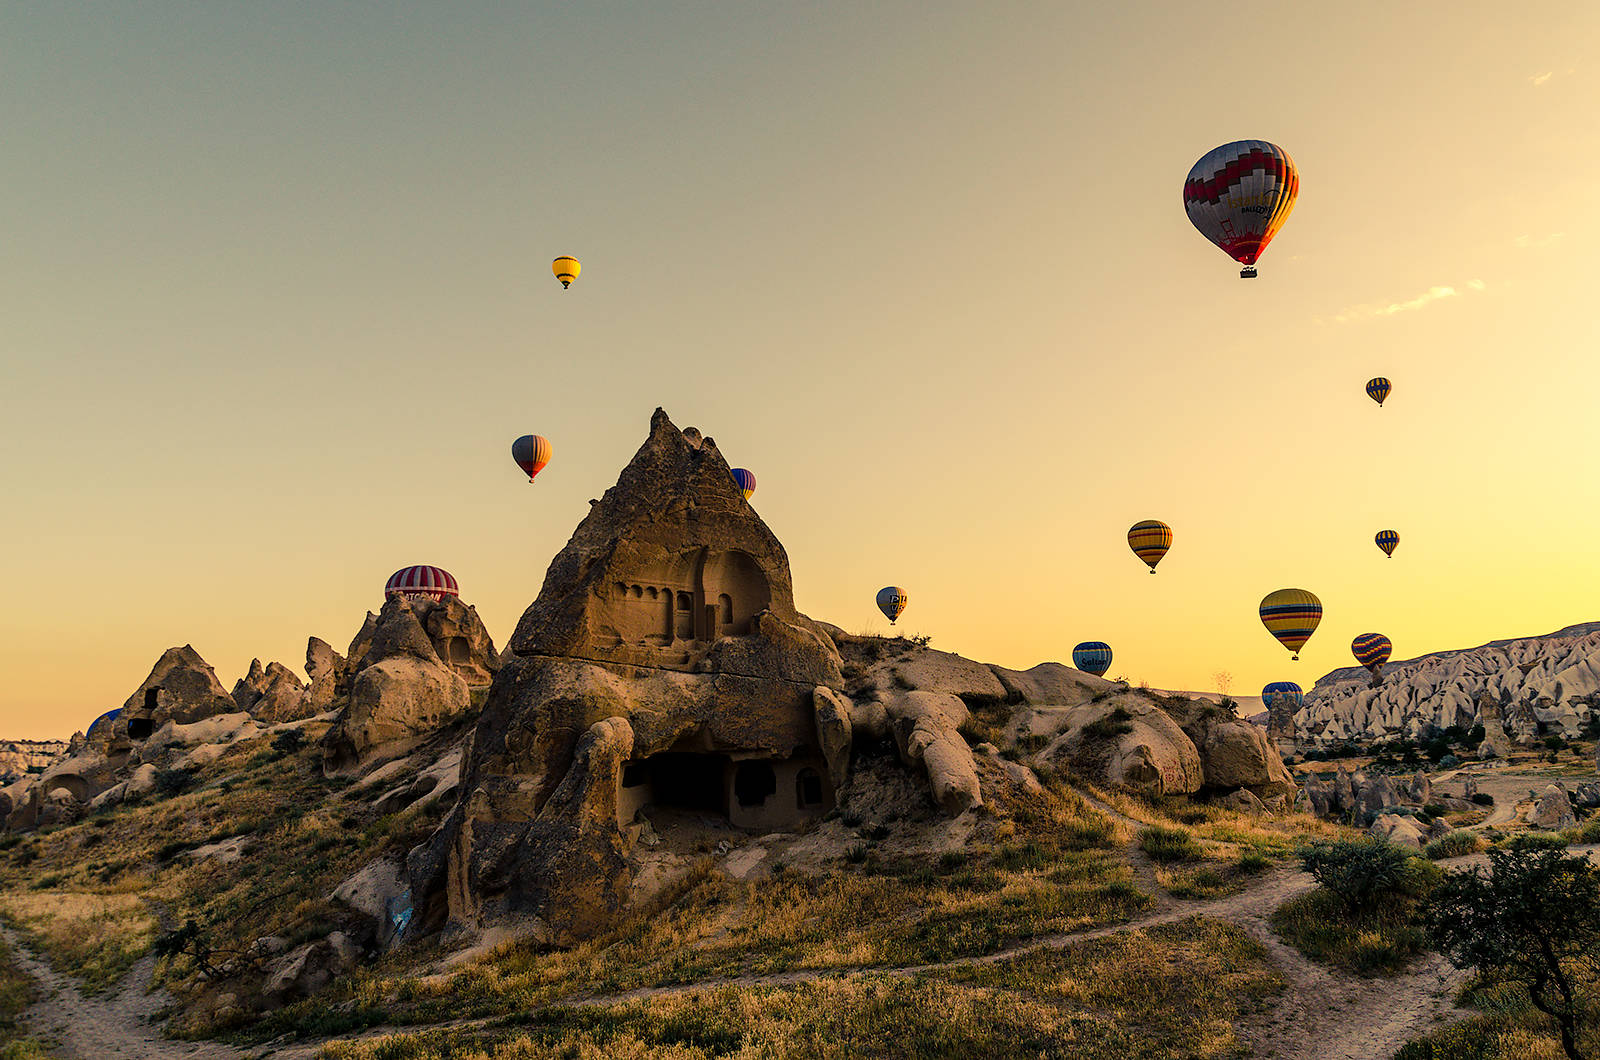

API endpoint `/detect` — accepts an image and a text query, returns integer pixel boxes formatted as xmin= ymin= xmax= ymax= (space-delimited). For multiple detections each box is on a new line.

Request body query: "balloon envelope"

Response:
xmin=1128 ymin=520 xmax=1173 ymax=573
xmin=1352 ymin=632 xmax=1392 ymax=675
xmin=1183 ymin=141 xmax=1299 ymax=276
xmin=552 ymin=256 xmax=580 ymax=289
xmin=1259 ymin=588 xmax=1322 ymax=659
xmin=386 ymin=565 xmax=459 ymax=601
xmin=1366 ymin=377 xmax=1392 ymax=406
xmin=1261 ymin=681 xmax=1304 ymax=712
xmin=730 ymin=468 xmax=756 ymax=500
xmin=1375 ymin=529 xmax=1399 ymax=557
xmin=512 ymin=435 xmax=553 ymax=483
xmin=1072 ymin=641 xmax=1114 ymax=677
xmin=876 ymin=586 xmax=908 ymax=625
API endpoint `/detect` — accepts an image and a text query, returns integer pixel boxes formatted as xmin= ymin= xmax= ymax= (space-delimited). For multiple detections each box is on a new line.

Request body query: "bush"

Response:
xmin=1424 ymin=832 xmax=1484 ymax=860
xmin=1423 ymin=803 xmax=1448 ymax=818
xmin=154 ymin=768 xmax=196 ymax=797
xmin=271 ymin=729 xmax=307 ymax=757
xmin=1296 ymin=837 xmax=1438 ymax=913
xmin=1236 ymin=849 xmax=1272 ymax=874
xmin=1439 ymin=754 xmax=1460 ymax=769
xmin=1470 ymin=792 xmax=1494 ymax=806
xmin=1509 ymin=832 xmax=1568 ymax=851
xmin=1139 ymin=826 xmax=1202 ymax=864
xmin=1084 ymin=707 xmax=1135 ymax=740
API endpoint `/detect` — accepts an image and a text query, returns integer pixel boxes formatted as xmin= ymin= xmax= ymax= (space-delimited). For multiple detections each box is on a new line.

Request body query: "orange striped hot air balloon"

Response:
xmin=511 ymin=434 xmax=552 ymax=483
xmin=1127 ymin=520 xmax=1173 ymax=573
xmin=1259 ymin=588 xmax=1322 ymax=660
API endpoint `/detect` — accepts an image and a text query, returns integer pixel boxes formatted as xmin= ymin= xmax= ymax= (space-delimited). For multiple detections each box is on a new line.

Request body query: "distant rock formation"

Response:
xmin=0 ymin=739 xmax=67 ymax=783
xmin=1298 ymin=622 xmax=1600 ymax=744
xmin=115 ymin=645 xmax=238 ymax=744
xmin=1476 ymin=692 xmax=1515 ymax=760
xmin=232 ymin=659 xmax=313 ymax=724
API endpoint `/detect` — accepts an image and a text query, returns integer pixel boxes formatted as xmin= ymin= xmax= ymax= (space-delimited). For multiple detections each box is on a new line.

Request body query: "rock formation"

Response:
xmin=408 ymin=411 xmax=853 ymax=943
xmin=232 ymin=659 xmax=313 ymax=723
xmin=1530 ymin=785 xmax=1576 ymax=830
xmin=115 ymin=645 xmax=238 ymax=744
xmin=1298 ymin=622 xmax=1600 ymax=744
xmin=1477 ymin=692 xmax=1516 ymax=760
xmin=0 ymin=740 xmax=67 ymax=783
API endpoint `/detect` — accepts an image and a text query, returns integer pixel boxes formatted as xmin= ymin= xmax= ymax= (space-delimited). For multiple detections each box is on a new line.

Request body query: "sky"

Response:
xmin=2 ymin=3 xmax=1597 ymax=739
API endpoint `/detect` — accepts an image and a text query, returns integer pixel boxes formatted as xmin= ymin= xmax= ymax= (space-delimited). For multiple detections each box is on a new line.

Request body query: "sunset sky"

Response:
xmin=3 ymin=4 xmax=1597 ymax=739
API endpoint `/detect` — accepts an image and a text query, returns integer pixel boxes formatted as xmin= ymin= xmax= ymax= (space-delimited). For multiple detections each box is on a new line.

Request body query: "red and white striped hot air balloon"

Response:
xmin=384 ymin=565 xmax=459 ymax=601
xmin=1183 ymin=140 xmax=1299 ymax=278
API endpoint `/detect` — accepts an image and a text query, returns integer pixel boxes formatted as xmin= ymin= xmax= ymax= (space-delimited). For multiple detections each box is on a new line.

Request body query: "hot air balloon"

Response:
xmin=1261 ymin=681 xmax=1304 ymax=712
xmin=1128 ymin=520 xmax=1173 ymax=573
xmin=1259 ymin=588 xmax=1322 ymax=660
xmin=386 ymin=565 xmax=460 ymax=601
xmin=1072 ymin=641 xmax=1113 ymax=677
xmin=1375 ymin=530 xmax=1399 ymax=558
xmin=1351 ymin=633 xmax=1392 ymax=678
xmin=512 ymin=435 xmax=553 ymax=483
xmin=730 ymin=468 xmax=756 ymax=500
xmin=1366 ymin=377 xmax=1392 ymax=407
xmin=552 ymin=256 xmax=581 ymax=289
xmin=1183 ymin=141 xmax=1299 ymax=278
xmin=876 ymin=586 xmax=908 ymax=625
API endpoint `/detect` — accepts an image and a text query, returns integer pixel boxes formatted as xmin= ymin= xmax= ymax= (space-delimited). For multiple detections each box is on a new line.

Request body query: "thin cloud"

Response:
xmin=1531 ymin=71 xmax=1554 ymax=86
xmin=1514 ymin=232 xmax=1565 ymax=249
xmin=1325 ymin=281 xmax=1487 ymax=324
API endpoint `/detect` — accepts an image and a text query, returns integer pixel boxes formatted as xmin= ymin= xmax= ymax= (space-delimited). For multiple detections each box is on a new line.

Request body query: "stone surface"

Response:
xmin=1477 ymin=693 xmax=1516 ymax=760
xmin=1371 ymin=813 xmax=1426 ymax=851
xmin=263 ymin=931 xmax=362 ymax=1003
xmin=882 ymin=691 xmax=981 ymax=814
xmin=1159 ymin=696 xmax=1297 ymax=798
xmin=232 ymin=659 xmax=312 ymax=724
xmin=0 ymin=740 xmax=67 ymax=783
xmin=1033 ymin=698 xmax=1204 ymax=798
xmin=1531 ymin=784 xmax=1576 ymax=829
xmin=117 ymin=645 xmax=237 ymax=741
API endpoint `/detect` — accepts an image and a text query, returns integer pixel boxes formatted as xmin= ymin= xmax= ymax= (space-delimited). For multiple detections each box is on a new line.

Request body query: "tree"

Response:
xmin=1426 ymin=846 xmax=1600 ymax=1060
xmin=1211 ymin=671 xmax=1233 ymax=696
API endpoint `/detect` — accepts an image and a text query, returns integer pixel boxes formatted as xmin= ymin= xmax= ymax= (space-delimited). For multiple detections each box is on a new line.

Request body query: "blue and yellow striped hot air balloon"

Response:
xmin=876 ymin=586 xmax=908 ymax=625
xmin=1366 ymin=377 xmax=1392 ymax=407
xmin=1351 ymin=633 xmax=1392 ymax=677
xmin=1127 ymin=520 xmax=1173 ymax=573
xmin=1072 ymin=641 xmax=1114 ymax=677
xmin=1259 ymin=589 xmax=1322 ymax=660
xmin=1261 ymin=681 xmax=1304 ymax=713
xmin=1375 ymin=530 xmax=1399 ymax=558
xmin=730 ymin=468 xmax=756 ymax=500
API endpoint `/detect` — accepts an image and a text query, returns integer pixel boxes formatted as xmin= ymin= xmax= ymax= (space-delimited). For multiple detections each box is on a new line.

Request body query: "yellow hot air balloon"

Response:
xmin=552 ymin=256 xmax=581 ymax=289
xmin=1127 ymin=520 xmax=1172 ymax=573
xmin=1258 ymin=588 xmax=1323 ymax=660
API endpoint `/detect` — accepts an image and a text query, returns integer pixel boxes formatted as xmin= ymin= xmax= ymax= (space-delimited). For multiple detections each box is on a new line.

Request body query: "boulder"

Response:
xmin=812 ymin=687 xmax=853 ymax=798
xmin=263 ymin=931 xmax=362 ymax=1003
xmin=1356 ymin=773 xmax=1403 ymax=816
xmin=1477 ymin=694 xmax=1516 ymax=759
xmin=1218 ymin=788 xmax=1268 ymax=814
xmin=1371 ymin=813 xmax=1426 ymax=851
xmin=305 ymin=637 xmax=347 ymax=710
xmin=882 ymin=690 xmax=981 ymax=814
xmin=990 ymin=662 xmax=1110 ymax=707
xmin=1161 ymin=697 xmax=1296 ymax=798
xmin=1037 ymin=698 xmax=1203 ymax=798
xmin=323 ymin=657 xmax=470 ymax=773
xmin=1531 ymin=785 xmax=1576 ymax=830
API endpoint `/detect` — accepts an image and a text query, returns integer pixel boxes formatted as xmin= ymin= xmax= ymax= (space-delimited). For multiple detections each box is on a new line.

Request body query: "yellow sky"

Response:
xmin=2 ymin=4 xmax=1597 ymax=738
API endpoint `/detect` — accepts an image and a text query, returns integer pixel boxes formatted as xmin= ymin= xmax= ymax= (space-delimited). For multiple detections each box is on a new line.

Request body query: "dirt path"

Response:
xmin=0 ymin=922 xmax=249 ymax=1060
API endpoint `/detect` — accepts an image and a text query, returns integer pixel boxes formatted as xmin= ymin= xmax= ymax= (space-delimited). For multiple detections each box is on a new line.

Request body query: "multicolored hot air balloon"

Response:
xmin=1351 ymin=632 xmax=1392 ymax=678
xmin=511 ymin=434 xmax=553 ymax=483
xmin=1375 ymin=530 xmax=1399 ymax=558
xmin=1261 ymin=681 xmax=1304 ymax=712
xmin=1259 ymin=588 xmax=1322 ymax=660
xmin=552 ymin=256 xmax=580 ymax=289
xmin=1072 ymin=641 xmax=1114 ymax=677
xmin=1183 ymin=141 xmax=1299 ymax=278
xmin=1128 ymin=520 xmax=1173 ymax=573
xmin=1366 ymin=377 xmax=1392 ymax=407
xmin=730 ymin=468 xmax=756 ymax=500
xmin=385 ymin=565 xmax=460 ymax=601
xmin=876 ymin=586 xmax=908 ymax=625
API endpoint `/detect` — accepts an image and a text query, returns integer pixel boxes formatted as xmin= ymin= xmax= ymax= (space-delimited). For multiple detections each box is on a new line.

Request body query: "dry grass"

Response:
xmin=0 ymin=891 xmax=154 ymax=995
xmin=1394 ymin=981 xmax=1597 ymax=1059
xmin=0 ymin=932 xmax=55 ymax=1058
xmin=314 ymin=918 xmax=1281 ymax=1060
xmin=1269 ymin=888 xmax=1429 ymax=977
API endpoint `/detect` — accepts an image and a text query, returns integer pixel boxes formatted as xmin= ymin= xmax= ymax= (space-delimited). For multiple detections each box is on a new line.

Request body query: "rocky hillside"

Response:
xmin=0 ymin=740 xmax=65 ymax=783
xmin=1298 ymin=622 xmax=1600 ymax=744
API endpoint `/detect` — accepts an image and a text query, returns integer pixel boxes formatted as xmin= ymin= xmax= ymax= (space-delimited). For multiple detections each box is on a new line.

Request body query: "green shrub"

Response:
xmin=154 ymin=768 xmax=196 ymax=797
xmin=1424 ymin=832 xmax=1484 ymax=860
xmin=1297 ymin=837 xmax=1437 ymax=913
xmin=1139 ymin=826 xmax=1202 ymax=864
xmin=1235 ymin=849 xmax=1272 ymax=874
xmin=1470 ymin=792 xmax=1494 ymax=806
xmin=1508 ymin=832 xmax=1568 ymax=851
xmin=1084 ymin=707 xmax=1135 ymax=740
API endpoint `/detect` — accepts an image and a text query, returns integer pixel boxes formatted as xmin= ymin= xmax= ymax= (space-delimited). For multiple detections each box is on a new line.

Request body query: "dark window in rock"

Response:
xmin=446 ymin=637 xmax=470 ymax=664
xmin=674 ymin=592 xmax=695 ymax=640
xmin=796 ymin=767 xmax=824 ymax=808
xmin=621 ymin=762 xmax=647 ymax=788
xmin=646 ymin=753 xmax=728 ymax=814
xmin=144 ymin=688 xmax=159 ymax=711
xmin=128 ymin=716 xmax=153 ymax=740
xmin=718 ymin=594 xmax=733 ymax=628
xmin=733 ymin=761 xmax=777 ymax=808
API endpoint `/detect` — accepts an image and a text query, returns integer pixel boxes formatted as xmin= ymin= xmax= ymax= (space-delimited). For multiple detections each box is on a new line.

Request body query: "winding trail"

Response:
xmin=9 ymin=852 xmax=1518 ymax=1060
xmin=0 ymin=922 xmax=248 ymax=1060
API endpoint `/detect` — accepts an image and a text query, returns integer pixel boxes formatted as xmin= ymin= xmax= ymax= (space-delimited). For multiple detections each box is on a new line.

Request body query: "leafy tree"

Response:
xmin=1297 ymin=837 xmax=1435 ymax=914
xmin=1426 ymin=847 xmax=1600 ymax=1060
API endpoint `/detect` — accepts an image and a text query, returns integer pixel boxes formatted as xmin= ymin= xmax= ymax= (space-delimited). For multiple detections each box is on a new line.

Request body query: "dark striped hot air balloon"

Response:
xmin=1259 ymin=589 xmax=1322 ymax=660
xmin=1261 ymin=681 xmax=1304 ymax=712
xmin=385 ymin=565 xmax=459 ymax=601
xmin=512 ymin=434 xmax=552 ymax=484
xmin=1351 ymin=633 xmax=1392 ymax=677
xmin=876 ymin=586 xmax=908 ymax=625
xmin=730 ymin=468 xmax=756 ymax=500
xmin=1072 ymin=641 xmax=1114 ymax=677
xmin=1375 ymin=530 xmax=1399 ymax=558
xmin=1127 ymin=520 xmax=1173 ymax=573
xmin=552 ymin=256 xmax=580 ymax=289
xmin=1183 ymin=141 xmax=1300 ymax=278
xmin=1366 ymin=377 xmax=1392 ymax=407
